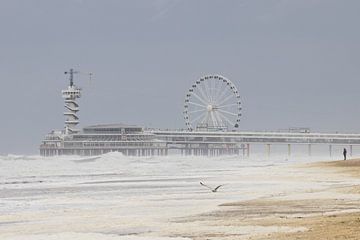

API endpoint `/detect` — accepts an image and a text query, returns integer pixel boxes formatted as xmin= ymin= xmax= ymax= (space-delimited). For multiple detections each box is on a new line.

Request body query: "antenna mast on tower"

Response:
xmin=65 ymin=68 xmax=79 ymax=87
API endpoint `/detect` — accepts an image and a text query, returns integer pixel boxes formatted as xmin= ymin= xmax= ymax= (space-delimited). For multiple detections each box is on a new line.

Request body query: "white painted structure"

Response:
xmin=62 ymin=69 xmax=81 ymax=134
xmin=184 ymin=75 xmax=242 ymax=131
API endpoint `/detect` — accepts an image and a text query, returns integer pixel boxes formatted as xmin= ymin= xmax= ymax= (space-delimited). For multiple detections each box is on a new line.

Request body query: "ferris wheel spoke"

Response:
xmin=214 ymin=111 xmax=224 ymax=127
xmin=197 ymin=83 xmax=209 ymax=103
xmin=189 ymin=109 xmax=206 ymax=114
xmin=213 ymin=111 xmax=222 ymax=125
xmin=214 ymin=80 xmax=225 ymax=103
xmin=190 ymin=111 xmax=207 ymax=124
xmin=211 ymin=79 xmax=216 ymax=102
xmin=217 ymin=111 xmax=235 ymax=127
xmin=197 ymin=85 xmax=210 ymax=103
xmin=213 ymin=79 xmax=219 ymax=102
xmin=203 ymin=81 xmax=213 ymax=103
xmin=214 ymin=79 xmax=223 ymax=102
xmin=188 ymin=101 xmax=207 ymax=108
xmin=218 ymin=93 xmax=234 ymax=106
xmin=210 ymin=111 xmax=219 ymax=127
xmin=216 ymin=87 xmax=231 ymax=105
xmin=207 ymin=114 xmax=212 ymax=127
xmin=218 ymin=103 xmax=239 ymax=109
xmin=192 ymin=92 xmax=209 ymax=106
xmin=201 ymin=112 xmax=210 ymax=125
xmin=217 ymin=109 xmax=238 ymax=116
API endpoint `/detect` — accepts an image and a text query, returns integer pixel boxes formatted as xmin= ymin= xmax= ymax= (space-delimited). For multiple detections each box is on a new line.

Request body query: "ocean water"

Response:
xmin=0 ymin=153 xmax=351 ymax=239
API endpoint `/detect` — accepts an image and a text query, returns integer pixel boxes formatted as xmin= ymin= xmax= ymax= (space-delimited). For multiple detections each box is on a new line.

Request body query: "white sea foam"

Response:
xmin=0 ymin=153 xmax=358 ymax=239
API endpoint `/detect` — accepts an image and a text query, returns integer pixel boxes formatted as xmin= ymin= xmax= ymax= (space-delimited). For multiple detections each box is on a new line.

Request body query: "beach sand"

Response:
xmin=1 ymin=156 xmax=360 ymax=240
xmin=170 ymin=159 xmax=360 ymax=240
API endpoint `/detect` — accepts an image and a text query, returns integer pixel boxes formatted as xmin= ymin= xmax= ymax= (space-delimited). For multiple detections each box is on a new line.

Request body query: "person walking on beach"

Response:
xmin=343 ymin=148 xmax=347 ymax=160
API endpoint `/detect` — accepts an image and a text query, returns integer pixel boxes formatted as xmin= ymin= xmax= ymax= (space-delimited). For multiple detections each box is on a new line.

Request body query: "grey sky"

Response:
xmin=0 ymin=0 xmax=359 ymax=154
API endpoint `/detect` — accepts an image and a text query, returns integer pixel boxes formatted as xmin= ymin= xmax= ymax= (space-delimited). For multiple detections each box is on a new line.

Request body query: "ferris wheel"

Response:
xmin=183 ymin=75 xmax=242 ymax=131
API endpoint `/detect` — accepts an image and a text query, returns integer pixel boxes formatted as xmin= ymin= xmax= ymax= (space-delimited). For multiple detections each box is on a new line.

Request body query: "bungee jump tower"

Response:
xmin=62 ymin=69 xmax=81 ymax=134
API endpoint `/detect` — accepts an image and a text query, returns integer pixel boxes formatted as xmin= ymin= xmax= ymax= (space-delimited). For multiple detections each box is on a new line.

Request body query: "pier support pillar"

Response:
xmin=308 ymin=144 xmax=312 ymax=156
xmin=350 ymin=145 xmax=353 ymax=157
xmin=246 ymin=144 xmax=250 ymax=158
xmin=266 ymin=144 xmax=271 ymax=158
xmin=329 ymin=145 xmax=332 ymax=157
xmin=287 ymin=144 xmax=291 ymax=157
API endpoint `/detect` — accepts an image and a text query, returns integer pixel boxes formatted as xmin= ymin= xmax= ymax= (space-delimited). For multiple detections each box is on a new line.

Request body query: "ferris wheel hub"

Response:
xmin=207 ymin=105 xmax=213 ymax=111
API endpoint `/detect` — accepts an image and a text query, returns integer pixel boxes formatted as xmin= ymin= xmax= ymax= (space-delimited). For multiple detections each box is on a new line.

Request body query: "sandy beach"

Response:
xmin=169 ymin=159 xmax=360 ymax=240
xmin=1 ymin=155 xmax=360 ymax=240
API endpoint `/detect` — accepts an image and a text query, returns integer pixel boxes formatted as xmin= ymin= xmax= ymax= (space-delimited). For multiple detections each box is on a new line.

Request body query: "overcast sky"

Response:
xmin=0 ymin=0 xmax=360 ymax=154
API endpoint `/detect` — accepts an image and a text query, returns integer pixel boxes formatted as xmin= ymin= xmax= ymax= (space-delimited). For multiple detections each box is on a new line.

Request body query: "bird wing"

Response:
xmin=214 ymin=185 xmax=224 ymax=191
xmin=200 ymin=182 xmax=213 ymax=190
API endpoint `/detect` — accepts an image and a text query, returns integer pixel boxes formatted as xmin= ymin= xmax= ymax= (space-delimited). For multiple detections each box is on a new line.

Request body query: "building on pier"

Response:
xmin=40 ymin=124 xmax=168 ymax=156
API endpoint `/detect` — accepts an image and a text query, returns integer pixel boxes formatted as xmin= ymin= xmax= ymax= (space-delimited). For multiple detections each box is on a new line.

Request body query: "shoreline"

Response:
xmin=169 ymin=158 xmax=360 ymax=240
xmin=1 ymin=156 xmax=360 ymax=240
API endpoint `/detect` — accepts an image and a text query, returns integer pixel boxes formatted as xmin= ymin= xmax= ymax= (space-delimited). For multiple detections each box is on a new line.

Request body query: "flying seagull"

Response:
xmin=200 ymin=182 xmax=224 ymax=192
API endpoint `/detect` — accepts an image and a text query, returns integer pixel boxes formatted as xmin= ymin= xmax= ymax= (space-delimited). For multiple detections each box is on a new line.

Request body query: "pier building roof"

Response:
xmin=83 ymin=124 xmax=143 ymax=134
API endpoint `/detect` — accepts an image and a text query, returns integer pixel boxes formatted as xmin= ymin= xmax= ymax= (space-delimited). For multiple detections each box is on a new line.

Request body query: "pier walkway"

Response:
xmin=152 ymin=130 xmax=360 ymax=157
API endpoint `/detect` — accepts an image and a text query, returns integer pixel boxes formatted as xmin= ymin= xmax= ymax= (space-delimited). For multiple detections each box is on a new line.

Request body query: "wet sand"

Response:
xmin=170 ymin=159 xmax=360 ymax=240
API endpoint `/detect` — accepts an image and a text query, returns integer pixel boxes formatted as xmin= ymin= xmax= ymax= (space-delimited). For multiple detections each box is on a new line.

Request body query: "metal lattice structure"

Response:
xmin=183 ymin=75 xmax=242 ymax=131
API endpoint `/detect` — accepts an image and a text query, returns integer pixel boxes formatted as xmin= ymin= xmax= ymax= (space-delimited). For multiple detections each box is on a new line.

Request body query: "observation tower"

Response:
xmin=62 ymin=69 xmax=81 ymax=134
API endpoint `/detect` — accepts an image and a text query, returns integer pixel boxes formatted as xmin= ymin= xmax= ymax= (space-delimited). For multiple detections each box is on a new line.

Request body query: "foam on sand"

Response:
xmin=1 ymin=232 xmax=191 ymax=240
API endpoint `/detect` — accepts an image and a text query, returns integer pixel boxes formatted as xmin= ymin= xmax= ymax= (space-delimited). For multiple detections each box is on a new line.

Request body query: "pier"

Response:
xmin=41 ymin=127 xmax=360 ymax=157
xmin=40 ymin=71 xmax=360 ymax=157
xmin=152 ymin=130 xmax=360 ymax=157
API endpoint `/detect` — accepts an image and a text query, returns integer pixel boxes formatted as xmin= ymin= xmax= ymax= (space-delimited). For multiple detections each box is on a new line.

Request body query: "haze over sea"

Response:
xmin=1 ymin=151 xmax=357 ymax=240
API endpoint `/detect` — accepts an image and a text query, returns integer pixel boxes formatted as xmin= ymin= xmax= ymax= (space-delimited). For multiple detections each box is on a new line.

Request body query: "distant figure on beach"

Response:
xmin=343 ymin=148 xmax=347 ymax=160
